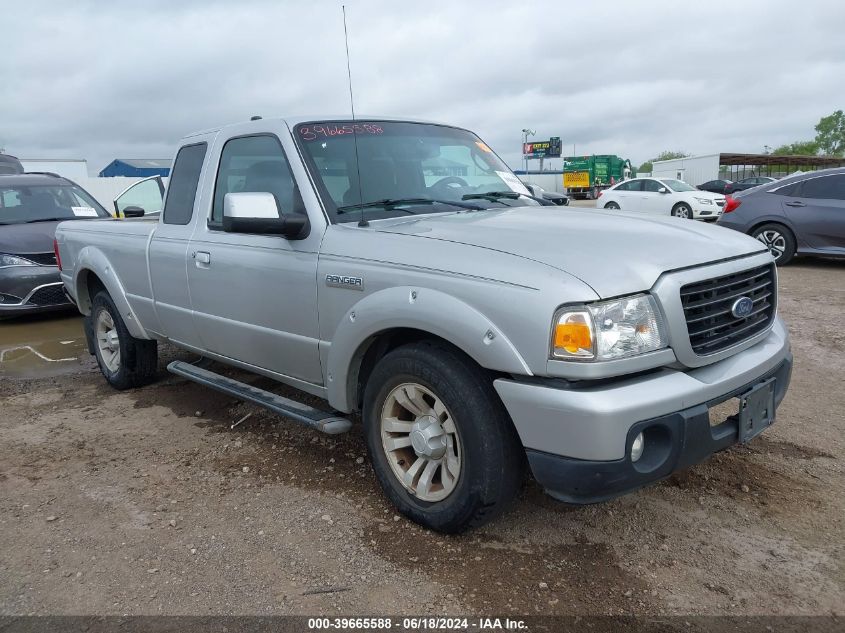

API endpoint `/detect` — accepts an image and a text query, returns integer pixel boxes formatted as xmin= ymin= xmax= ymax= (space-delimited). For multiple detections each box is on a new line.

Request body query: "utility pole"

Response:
xmin=521 ymin=128 xmax=535 ymax=172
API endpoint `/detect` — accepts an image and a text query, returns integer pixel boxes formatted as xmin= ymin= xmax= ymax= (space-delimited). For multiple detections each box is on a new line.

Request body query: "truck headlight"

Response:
xmin=551 ymin=294 xmax=667 ymax=361
xmin=0 ymin=253 xmax=37 ymax=268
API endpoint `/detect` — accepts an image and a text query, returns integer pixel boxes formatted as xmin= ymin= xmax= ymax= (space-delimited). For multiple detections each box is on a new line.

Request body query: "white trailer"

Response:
xmin=516 ymin=171 xmax=567 ymax=194
xmin=651 ymin=154 xmax=720 ymax=187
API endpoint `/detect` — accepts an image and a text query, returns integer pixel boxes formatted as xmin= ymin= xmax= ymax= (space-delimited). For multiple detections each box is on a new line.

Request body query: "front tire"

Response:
xmin=91 ymin=291 xmax=158 ymax=389
xmin=672 ymin=203 xmax=693 ymax=219
xmin=363 ymin=341 xmax=525 ymax=533
xmin=604 ymin=201 xmax=620 ymax=210
xmin=752 ymin=223 xmax=796 ymax=265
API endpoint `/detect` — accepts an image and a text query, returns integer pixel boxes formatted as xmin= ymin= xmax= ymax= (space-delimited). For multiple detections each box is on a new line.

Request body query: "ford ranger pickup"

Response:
xmin=55 ymin=117 xmax=792 ymax=532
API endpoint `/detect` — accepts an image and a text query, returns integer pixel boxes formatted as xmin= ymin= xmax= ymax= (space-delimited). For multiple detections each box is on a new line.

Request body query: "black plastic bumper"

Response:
xmin=527 ymin=353 xmax=793 ymax=504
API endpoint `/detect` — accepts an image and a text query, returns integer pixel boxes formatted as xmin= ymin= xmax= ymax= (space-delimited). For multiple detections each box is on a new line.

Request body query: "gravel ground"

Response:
xmin=0 ymin=259 xmax=842 ymax=617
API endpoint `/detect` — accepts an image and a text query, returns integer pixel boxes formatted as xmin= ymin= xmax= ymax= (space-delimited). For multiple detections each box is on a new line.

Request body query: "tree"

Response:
xmin=814 ymin=110 xmax=845 ymax=156
xmin=772 ymin=140 xmax=820 ymax=156
xmin=637 ymin=151 xmax=689 ymax=173
xmin=654 ymin=151 xmax=689 ymax=162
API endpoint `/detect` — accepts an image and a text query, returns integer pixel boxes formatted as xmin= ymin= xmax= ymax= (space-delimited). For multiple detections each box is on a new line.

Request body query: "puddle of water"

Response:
xmin=0 ymin=314 xmax=87 ymax=378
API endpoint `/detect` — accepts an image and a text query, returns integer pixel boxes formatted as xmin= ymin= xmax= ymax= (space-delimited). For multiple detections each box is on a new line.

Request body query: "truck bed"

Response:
xmin=57 ymin=218 xmax=158 ymax=323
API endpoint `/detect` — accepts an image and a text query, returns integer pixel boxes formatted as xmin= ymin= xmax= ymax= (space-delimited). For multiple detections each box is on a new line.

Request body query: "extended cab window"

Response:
xmin=163 ymin=143 xmax=207 ymax=225
xmin=211 ymin=135 xmax=305 ymax=225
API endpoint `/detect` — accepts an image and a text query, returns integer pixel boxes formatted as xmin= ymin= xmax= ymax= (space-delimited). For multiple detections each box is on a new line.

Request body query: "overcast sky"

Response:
xmin=2 ymin=0 xmax=844 ymax=174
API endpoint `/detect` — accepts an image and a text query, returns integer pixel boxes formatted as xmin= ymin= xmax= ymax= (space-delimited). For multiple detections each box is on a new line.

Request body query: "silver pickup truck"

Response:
xmin=56 ymin=116 xmax=792 ymax=533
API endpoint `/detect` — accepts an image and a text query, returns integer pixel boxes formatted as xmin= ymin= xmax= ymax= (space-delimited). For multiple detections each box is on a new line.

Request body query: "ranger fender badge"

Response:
xmin=326 ymin=274 xmax=364 ymax=291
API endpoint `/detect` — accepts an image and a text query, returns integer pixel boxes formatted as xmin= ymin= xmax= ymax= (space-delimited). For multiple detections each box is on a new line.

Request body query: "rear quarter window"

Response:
xmin=163 ymin=143 xmax=207 ymax=225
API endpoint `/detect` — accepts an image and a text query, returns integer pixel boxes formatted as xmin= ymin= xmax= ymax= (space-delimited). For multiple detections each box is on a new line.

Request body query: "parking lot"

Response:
xmin=1 ymin=258 xmax=842 ymax=616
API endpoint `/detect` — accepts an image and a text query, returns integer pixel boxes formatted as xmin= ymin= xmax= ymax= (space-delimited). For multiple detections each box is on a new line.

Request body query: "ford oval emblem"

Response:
xmin=731 ymin=296 xmax=754 ymax=318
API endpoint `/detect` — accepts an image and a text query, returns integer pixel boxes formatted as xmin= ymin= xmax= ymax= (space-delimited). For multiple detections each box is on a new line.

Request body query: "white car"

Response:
xmin=598 ymin=177 xmax=725 ymax=221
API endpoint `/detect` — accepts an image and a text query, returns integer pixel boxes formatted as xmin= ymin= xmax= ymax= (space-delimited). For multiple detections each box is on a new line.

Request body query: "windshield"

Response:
xmin=295 ymin=121 xmax=540 ymax=222
xmin=662 ymin=179 xmax=697 ymax=192
xmin=0 ymin=183 xmax=109 ymax=224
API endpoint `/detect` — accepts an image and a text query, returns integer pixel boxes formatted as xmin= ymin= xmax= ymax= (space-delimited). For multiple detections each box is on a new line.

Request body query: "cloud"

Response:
xmin=1 ymin=0 xmax=843 ymax=173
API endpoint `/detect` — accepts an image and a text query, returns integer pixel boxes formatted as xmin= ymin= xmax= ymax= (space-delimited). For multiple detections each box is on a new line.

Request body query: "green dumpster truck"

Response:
xmin=563 ymin=155 xmax=633 ymax=199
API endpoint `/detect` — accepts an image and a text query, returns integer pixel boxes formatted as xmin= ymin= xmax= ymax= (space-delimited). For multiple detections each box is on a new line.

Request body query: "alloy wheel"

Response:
xmin=379 ymin=382 xmax=462 ymax=502
xmin=756 ymin=230 xmax=786 ymax=260
xmin=95 ymin=308 xmax=121 ymax=373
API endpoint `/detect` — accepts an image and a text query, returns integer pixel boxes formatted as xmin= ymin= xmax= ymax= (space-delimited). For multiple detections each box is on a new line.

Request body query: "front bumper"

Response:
xmin=494 ymin=317 xmax=792 ymax=503
xmin=0 ymin=266 xmax=73 ymax=316
xmin=692 ymin=205 xmax=723 ymax=221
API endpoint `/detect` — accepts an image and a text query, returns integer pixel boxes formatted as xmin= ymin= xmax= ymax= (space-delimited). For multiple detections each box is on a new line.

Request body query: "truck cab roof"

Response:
xmin=182 ymin=115 xmax=451 ymax=141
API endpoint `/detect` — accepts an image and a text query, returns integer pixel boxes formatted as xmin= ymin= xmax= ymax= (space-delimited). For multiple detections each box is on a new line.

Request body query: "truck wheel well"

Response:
xmin=350 ymin=328 xmax=490 ymax=412
xmin=78 ymin=269 xmax=107 ymax=313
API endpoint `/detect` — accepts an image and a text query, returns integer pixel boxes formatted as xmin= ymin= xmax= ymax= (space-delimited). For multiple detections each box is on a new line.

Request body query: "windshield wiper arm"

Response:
xmin=336 ymin=197 xmax=482 ymax=214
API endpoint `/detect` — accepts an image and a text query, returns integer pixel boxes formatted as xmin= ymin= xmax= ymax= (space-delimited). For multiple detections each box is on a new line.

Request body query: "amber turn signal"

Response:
xmin=553 ymin=313 xmax=593 ymax=357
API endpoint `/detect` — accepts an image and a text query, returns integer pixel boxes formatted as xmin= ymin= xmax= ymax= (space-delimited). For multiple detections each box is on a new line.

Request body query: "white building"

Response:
xmin=651 ymin=154 xmax=720 ymax=187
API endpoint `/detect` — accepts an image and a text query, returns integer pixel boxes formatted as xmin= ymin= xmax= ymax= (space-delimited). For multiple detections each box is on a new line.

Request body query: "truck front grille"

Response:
xmin=681 ymin=263 xmax=776 ymax=355
xmin=28 ymin=285 xmax=70 ymax=307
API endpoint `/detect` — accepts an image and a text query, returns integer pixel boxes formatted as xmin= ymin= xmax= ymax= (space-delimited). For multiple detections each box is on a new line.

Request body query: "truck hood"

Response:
xmin=371 ymin=207 xmax=767 ymax=298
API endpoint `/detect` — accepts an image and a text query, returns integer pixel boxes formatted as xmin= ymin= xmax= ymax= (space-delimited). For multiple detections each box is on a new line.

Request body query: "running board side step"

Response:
xmin=167 ymin=360 xmax=352 ymax=435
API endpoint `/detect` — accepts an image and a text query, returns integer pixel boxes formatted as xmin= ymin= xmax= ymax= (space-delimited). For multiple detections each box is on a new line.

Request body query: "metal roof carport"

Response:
xmin=718 ymin=153 xmax=845 ymax=179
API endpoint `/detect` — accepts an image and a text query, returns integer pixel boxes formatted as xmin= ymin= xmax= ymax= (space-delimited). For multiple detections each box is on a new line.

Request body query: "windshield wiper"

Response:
xmin=23 ymin=217 xmax=77 ymax=223
xmin=336 ymin=197 xmax=482 ymax=214
xmin=461 ymin=191 xmax=523 ymax=202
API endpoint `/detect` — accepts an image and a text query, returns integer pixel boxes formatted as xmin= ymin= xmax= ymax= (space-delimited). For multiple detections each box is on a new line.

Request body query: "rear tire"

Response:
xmin=604 ymin=201 xmax=620 ymax=210
xmin=752 ymin=223 xmax=796 ymax=265
xmin=362 ymin=340 xmax=525 ymax=533
xmin=91 ymin=291 xmax=158 ymax=389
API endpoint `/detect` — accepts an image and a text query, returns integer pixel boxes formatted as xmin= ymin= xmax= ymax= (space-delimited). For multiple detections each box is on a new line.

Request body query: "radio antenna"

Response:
xmin=342 ymin=5 xmax=367 ymax=227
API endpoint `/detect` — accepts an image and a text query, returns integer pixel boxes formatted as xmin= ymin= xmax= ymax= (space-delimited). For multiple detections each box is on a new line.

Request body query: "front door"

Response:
xmin=639 ymin=179 xmax=667 ymax=214
xmin=113 ymin=176 xmax=166 ymax=218
xmin=186 ymin=132 xmax=323 ymax=385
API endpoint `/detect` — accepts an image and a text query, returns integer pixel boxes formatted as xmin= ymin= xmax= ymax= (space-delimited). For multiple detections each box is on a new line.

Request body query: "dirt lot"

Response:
xmin=1 ymin=260 xmax=843 ymax=617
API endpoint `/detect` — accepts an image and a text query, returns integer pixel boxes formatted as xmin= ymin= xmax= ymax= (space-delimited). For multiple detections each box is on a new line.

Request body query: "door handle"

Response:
xmin=784 ymin=201 xmax=805 ymax=207
xmin=192 ymin=251 xmax=211 ymax=265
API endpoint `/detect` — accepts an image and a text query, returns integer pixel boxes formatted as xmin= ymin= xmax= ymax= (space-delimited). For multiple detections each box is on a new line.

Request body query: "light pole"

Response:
xmin=521 ymin=128 xmax=535 ymax=172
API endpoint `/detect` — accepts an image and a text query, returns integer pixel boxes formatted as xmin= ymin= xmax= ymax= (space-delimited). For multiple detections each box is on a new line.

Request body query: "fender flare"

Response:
xmin=72 ymin=246 xmax=151 ymax=340
xmin=325 ymin=286 xmax=532 ymax=412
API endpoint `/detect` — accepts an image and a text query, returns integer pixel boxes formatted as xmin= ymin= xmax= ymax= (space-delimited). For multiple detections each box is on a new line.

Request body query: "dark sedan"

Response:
xmin=522 ymin=182 xmax=570 ymax=206
xmin=698 ymin=179 xmax=733 ymax=195
xmin=1 ymin=173 xmax=111 ymax=316
xmin=724 ymin=176 xmax=777 ymax=195
xmin=717 ymin=167 xmax=845 ymax=264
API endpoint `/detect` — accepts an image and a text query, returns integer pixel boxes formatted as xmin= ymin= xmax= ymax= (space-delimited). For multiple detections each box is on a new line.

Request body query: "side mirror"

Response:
xmin=222 ymin=192 xmax=309 ymax=239
xmin=658 ymin=187 xmax=669 ymax=194
xmin=123 ymin=206 xmax=145 ymax=217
